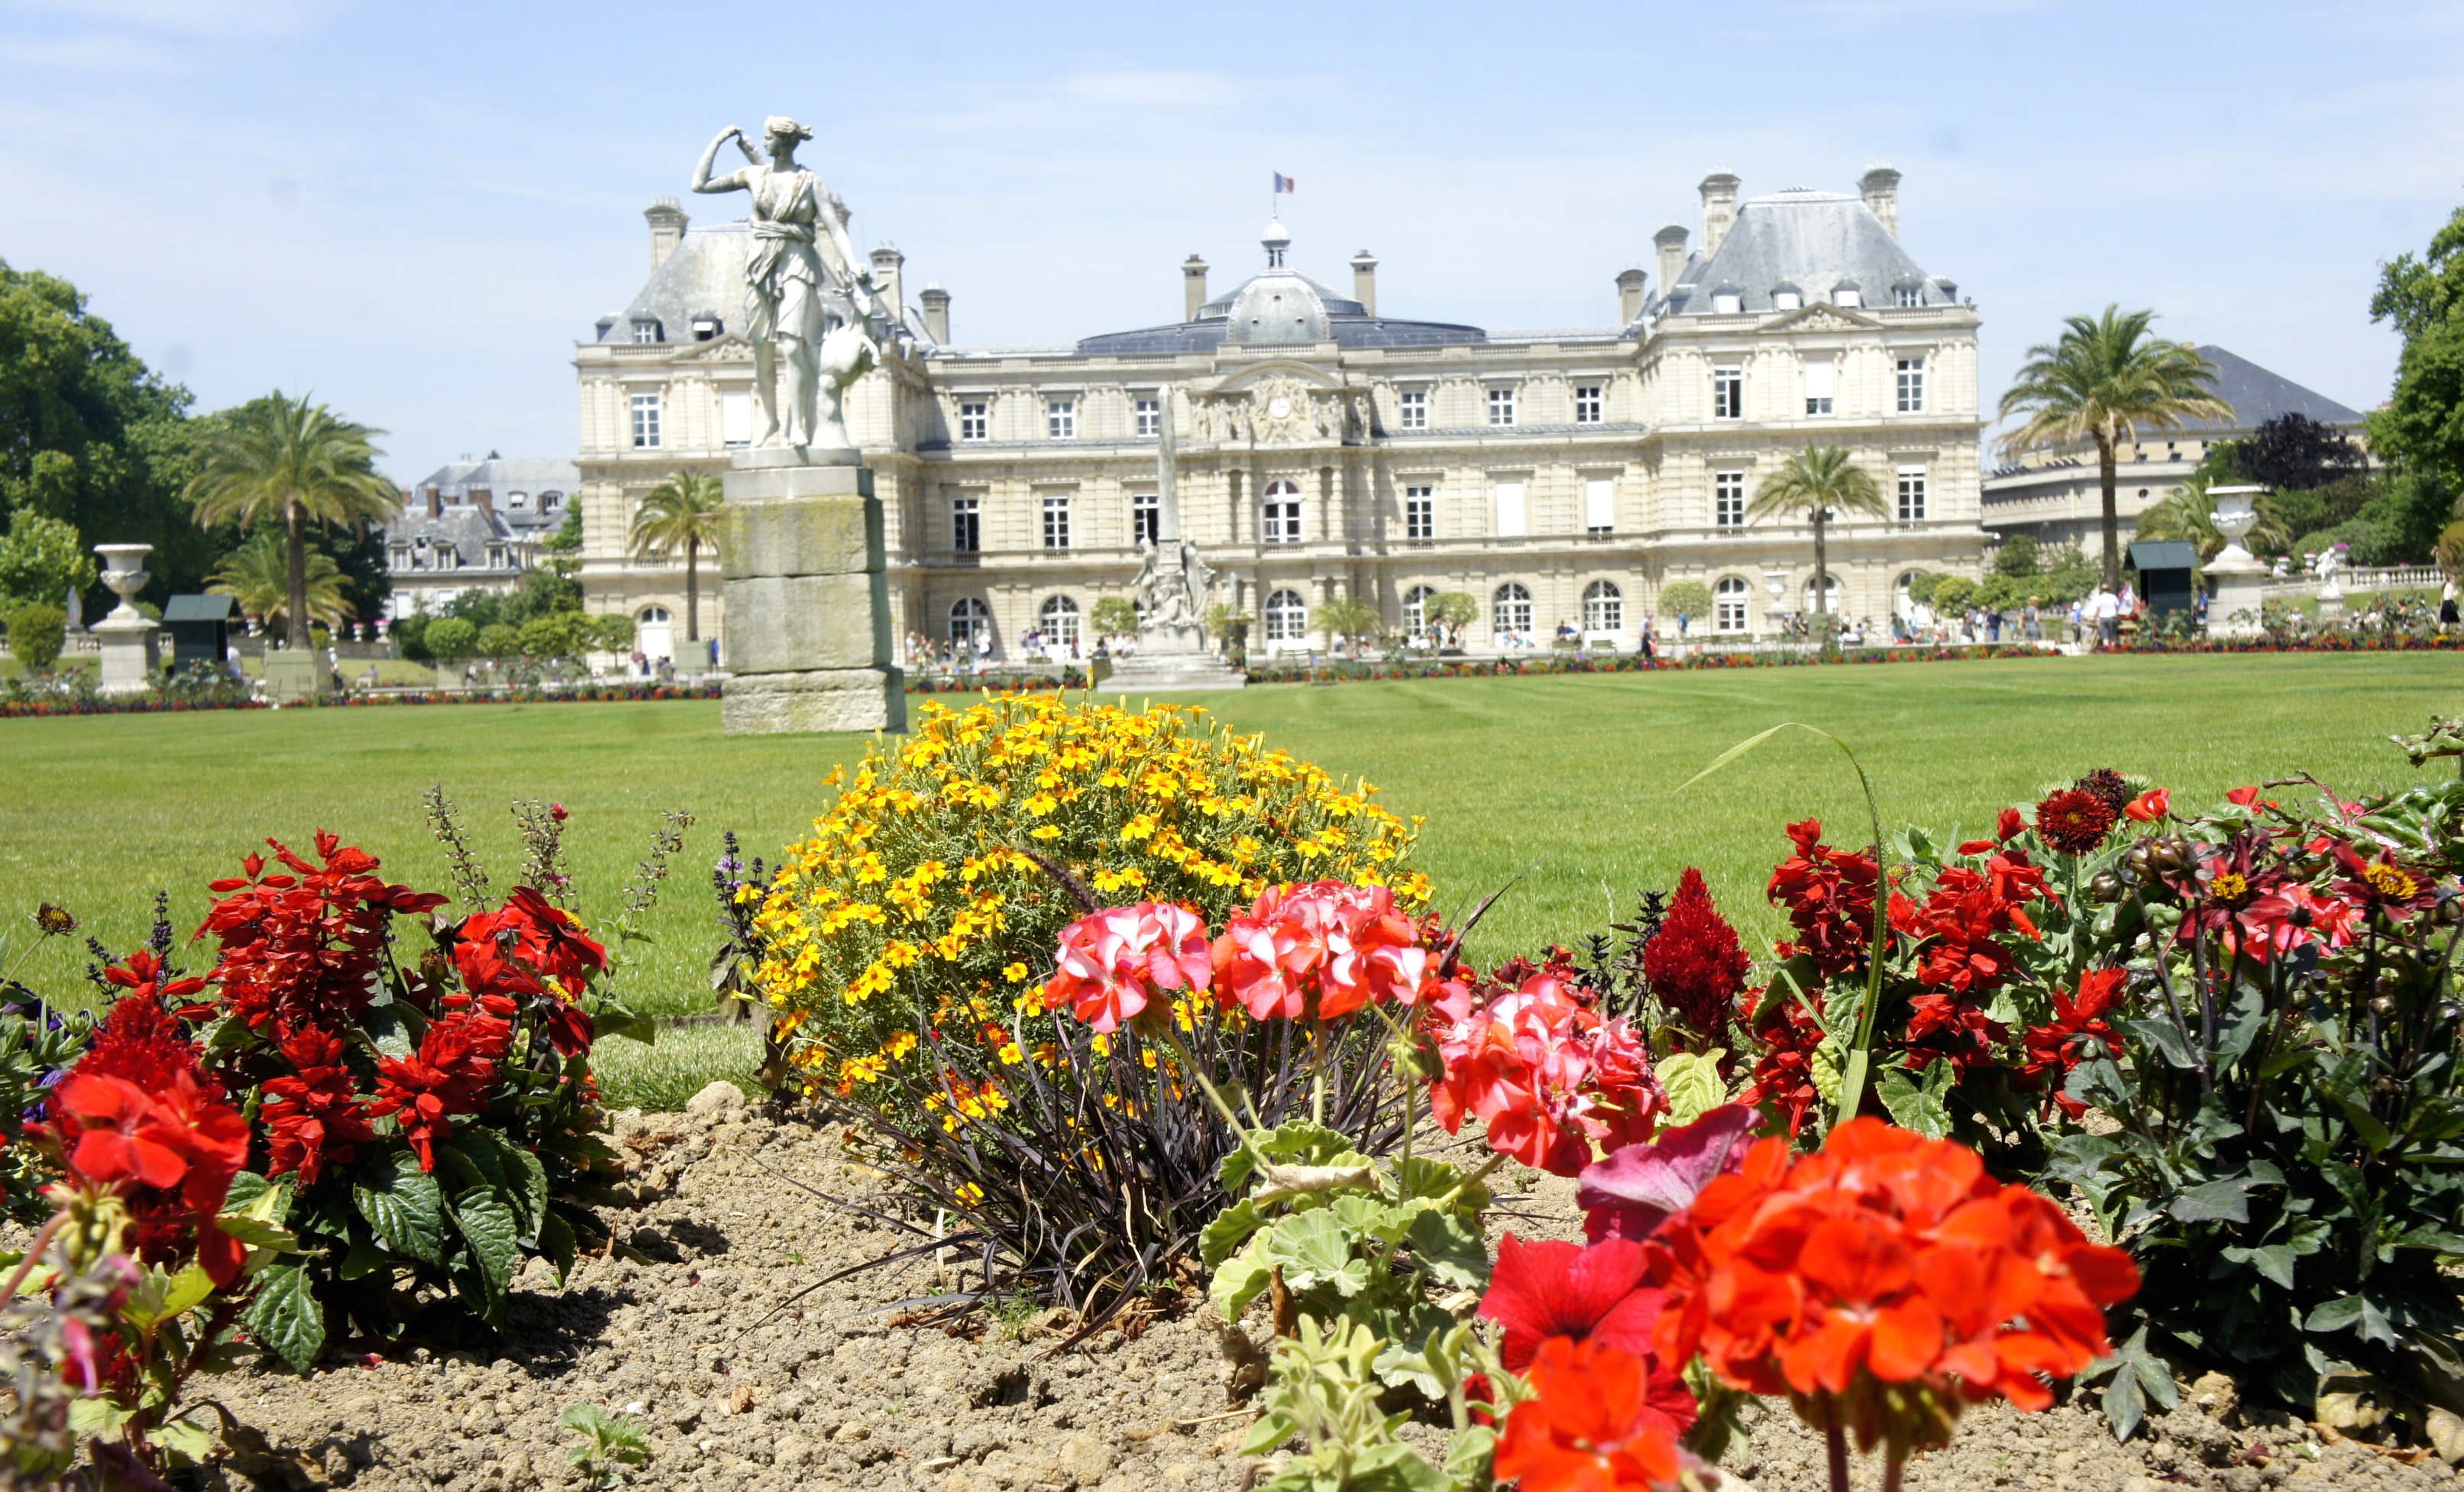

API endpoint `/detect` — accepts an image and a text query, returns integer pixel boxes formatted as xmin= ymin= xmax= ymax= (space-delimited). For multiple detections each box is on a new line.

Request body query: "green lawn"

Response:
xmin=4 ymin=653 xmax=2457 ymax=1105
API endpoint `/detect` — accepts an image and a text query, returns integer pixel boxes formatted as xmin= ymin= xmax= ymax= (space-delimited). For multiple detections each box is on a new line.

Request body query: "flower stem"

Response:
xmin=1826 ymin=1421 xmax=1851 ymax=1492
xmin=1882 ymin=1456 xmax=1906 ymax=1492
xmin=0 ymin=1209 xmax=67 ymax=1306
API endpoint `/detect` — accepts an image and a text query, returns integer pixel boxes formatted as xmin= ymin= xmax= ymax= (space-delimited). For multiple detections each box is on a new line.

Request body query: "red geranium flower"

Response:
xmin=1477 ymin=1235 xmax=1696 ymax=1438
xmin=1493 ymin=1337 xmax=1687 ymax=1492
xmin=50 ymin=1068 xmax=251 ymax=1284
xmin=1426 ymin=967 xmax=1664 ymax=1176
xmin=1208 ymin=880 xmax=1433 ymax=1022
xmin=2125 ymin=788 xmax=2169 ymax=823
xmin=1641 ymin=869 xmax=1750 ymax=1044
xmin=2033 ymin=789 xmax=2116 ymax=856
xmin=1044 ymin=901 xmax=1212 ymax=1033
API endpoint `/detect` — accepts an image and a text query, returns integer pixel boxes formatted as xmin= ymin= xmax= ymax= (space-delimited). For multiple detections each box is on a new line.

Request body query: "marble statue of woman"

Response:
xmin=692 ymin=116 xmax=884 ymax=448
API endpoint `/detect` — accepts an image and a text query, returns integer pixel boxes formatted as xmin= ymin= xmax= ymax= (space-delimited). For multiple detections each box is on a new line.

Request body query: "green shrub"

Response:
xmin=1992 ymin=535 xmax=2041 ymax=577
xmin=518 ymin=613 xmax=592 ymax=660
xmin=1090 ymin=595 xmax=1140 ymax=639
xmin=477 ymin=623 xmax=520 ymax=659
xmin=394 ymin=613 xmax=432 ymax=662
xmin=5 ymin=603 xmax=66 ymax=672
xmin=425 ymin=617 xmax=477 ymax=660
xmin=590 ymin=613 xmax=636 ymax=652
xmin=1930 ymin=574 xmax=1977 ymax=612
xmin=1657 ymin=581 xmax=1712 ymax=619
xmin=1904 ymin=571 xmax=1942 ymax=606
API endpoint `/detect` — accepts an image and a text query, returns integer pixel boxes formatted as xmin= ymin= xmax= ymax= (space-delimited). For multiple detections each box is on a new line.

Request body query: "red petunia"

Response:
xmin=1641 ymin=869 xmax=1750 ymax=1044
xmin=1493 ymin=1337 xmax=1688 ymax=1492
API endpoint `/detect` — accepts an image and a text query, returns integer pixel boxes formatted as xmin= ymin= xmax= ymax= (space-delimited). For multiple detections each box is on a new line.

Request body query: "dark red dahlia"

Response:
xmin=2074 ymin=768 xmax=2132 ymax=817
xmin=2035 ymin=788 xmax=2117 ymax=856
xmin=1641 ymin=869 xmax=1751 ymax=1044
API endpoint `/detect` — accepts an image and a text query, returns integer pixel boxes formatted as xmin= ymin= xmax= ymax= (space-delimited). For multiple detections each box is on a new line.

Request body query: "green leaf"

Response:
xmin=1405 ymin=1210 xmax=1490 ymax=1292
xmin=241 ymin=1263 xmax=325 ymax=1372
xmin=2221 ymin=1244 xmax=2297 ymax=1289
xmin=353 ymin=1149 xmax=445 ymax=1264
xmin=1211 ymin=1236 xmax=1274 ymax=1320
xmin=2126 ymin=1016 xmax=2201 ymax=1071
xmin=2305 ymin=1295 xmax=2365 ymax=1334
xmin=1259 ymin=1211 xmax=1371 ymax=1298
xmin=363 ymin=1004 xmax=417 ymax=1060
xmin=1441 ymin=1425 xmax=1499 ymax=1485
xmin=590 ymin=997 xmax=658 ymax=1046
xmin=449 ymin=1186 xmax=523 ymax=1320
xmin=2333 ymin=1093 xmax=2396 ymax=1154
xmin=540 ymin=1210 xmax=578 ymax=1286
xmin=454 ymin=1129 xmax=549 ymax=1246
xmin=221 ymin=1170 xmax=286 ymax=1222
xmin=2168 ymin=1177 xmax=2253 ymax=1225
xmin=70 ymin=1397 xmax=136 ymax=1439
xmin=1239 ymin=1411 xmax=1299 ymax=1458
xmin=1658 ymin=1050 xmax=1730 ymax=1128
xmin=338 ymin=1241 xmax=387 ymax=1281
xmin=1877 ymin=1060 xmax=1955 ymax=1140
xmin=1201 ymin=1199 xmax=1264 ymax=1267
xmin=151 ymin=1415 xmax=216 ymax=1467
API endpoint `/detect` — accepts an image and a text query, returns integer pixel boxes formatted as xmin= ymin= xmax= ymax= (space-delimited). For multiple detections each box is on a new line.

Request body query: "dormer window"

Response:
xmin=1771 ymin=285 xmax=1803 ymax=311
xmin=690 ymin=312 xmax=721 ymax=341
xmin=487 ymin=545 xmax=509 ymax=568
xmin=508 ymin=491 xmax=529 ymax=510
xmin=631 ymin=319 xmax=663 ymax=344
xmin=1832 ymin=281 xmax=1863 ymax=309
xmin=541 ymin=491 xmax=564 ymax=513
xmin=1893 ymin=279 xmax=1926 ymax=308
xmin=1711 ymin=283 xmax=1744 ymax=314
xmin=390 ymin=544 xmax=411 ymax=571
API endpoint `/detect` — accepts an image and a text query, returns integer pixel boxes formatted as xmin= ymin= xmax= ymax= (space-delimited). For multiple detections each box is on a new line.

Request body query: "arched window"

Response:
xmin=949 ymin=597 xmax=991 ymax=646
xmin=1040 ymin=594 xmax=1081 ymax=653
xmin=1264 ymin=588 xmax=1309 ymax=644
xmin=1582 ymin=581 xmax=1623 ymax=633
xmin=1262 ymin=480 xmax=1303 ymax=545
xmin=1896 ymin=570 xmax=1922 ymax=619
xmin=1802 ymin=574 xmax=1842 ymax=612
xmin=1492 ymin=582 xmax=1533 ymax=639
xmin=1402 ymin=584 xmax=1439 ymax=640
xmin=1713 ymin=578 xmax=1748 ymax=634
xmin=637 ymin=606 xmax=671 ymax=623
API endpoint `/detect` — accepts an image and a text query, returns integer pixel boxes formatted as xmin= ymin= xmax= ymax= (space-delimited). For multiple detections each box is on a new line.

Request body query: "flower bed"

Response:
xmin=1245 ymin=643 xmax=2052 ymax=686
xmin=2105 ymin=631 xmax=2464 ymax=655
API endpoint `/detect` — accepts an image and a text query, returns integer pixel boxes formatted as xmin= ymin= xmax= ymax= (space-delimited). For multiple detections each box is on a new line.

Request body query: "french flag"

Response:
xmin=1273 ymin=172 xmax=1295 ymax=194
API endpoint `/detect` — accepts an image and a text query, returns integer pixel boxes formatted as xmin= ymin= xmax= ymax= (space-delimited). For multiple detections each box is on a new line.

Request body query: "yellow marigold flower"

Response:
xmin=1003 ymin=962 xmax=1029 ymax=983
xmin=1030 ymin=824 xmax=1062 ymax=840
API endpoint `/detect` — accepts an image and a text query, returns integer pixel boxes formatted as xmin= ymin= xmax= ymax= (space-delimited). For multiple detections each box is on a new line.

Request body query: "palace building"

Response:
xmin=572 ymin=170 xmax=1987 ymax=662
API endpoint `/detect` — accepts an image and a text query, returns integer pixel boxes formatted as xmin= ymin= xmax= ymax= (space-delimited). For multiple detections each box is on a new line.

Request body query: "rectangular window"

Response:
xmin=1493 ymin=480 xmax=1527 ymax=538
xmin=1046 ymin=398 xmax=1076 ymax=440
xmin=1897 ymin=466 xmax=1927 ymax=523
xmin=1042 ymin=494 xmax=1071 ymax=549
xmin=1263 ymin=498 xmax=1303 ymax=545
xmin=958 ymin=400 xmax=988 ymax=441
xmin=1487 ymin=387 xmax=1516 ymax=427
xmin=1398 ymin=389 xmax=1428 ymax=430
xmin=721 ymin=391 xmax=753 ymax=447
xmin=1803 ymin=359 xmax=1835 ymax=416
xmin=1405 ymin=485 xmax=1434 ymax=541
xmin=1714 ymin=471 xmax=1745 ymax=529
xmin=1896 ymin=286 xmax=1923 ymax=308
xmin=629 ymin=393 xmax=661 ymax=448
xmin=1134 ymin=397 xmax=1161 ymax=438
xmin=631 ymin=319 xmax=660 ymax=344
xmin=1574 ymin=385 xmax=1603 ymax=424
xmin=1712 ymin=367 xmax=1742 ymax=420
xmin=1584 ymin=477 xmax=1615 ymax=536
xmin=1895 ymin=358 xmax=1926 ymax=413
xmin=952 ymin=496 xmax=981 ymax=553
xmin=1715 ymin=586 xmax=1747 ymax=634
xmin=1132 ymin=493 xmax=1160 ymax=545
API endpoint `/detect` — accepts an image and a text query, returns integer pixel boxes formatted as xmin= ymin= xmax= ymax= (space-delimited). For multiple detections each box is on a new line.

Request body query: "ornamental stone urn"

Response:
xmin=90 ymin=542 xmax=161 ymax=694
xmin=2204 ymin=486 xmax=2270 ymax=640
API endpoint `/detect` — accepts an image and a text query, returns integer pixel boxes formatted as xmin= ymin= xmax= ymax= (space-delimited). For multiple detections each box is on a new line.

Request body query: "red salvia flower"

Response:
xmin=1735 ymin=981 xmax=1829 ymax=1136
xmin=2034 ymin=789 xmax=2116 ymax=856
xmin=2020 ymin=969 xmax=2127 ymax=1118
xmin=1493 ymin=1337 xmax=1688 ymax=1492
xmin=1641 ymin=869 xmax=1750 ymax=1044
xmin=364 ymin=1012 xmax=508 ymax=1171
xmin=259 ymin=1026 xmax=376 ymax=1186
xmin=1766 ymin=820 xmax=1880 ymax=979
xmin=199 ymin=834 xmax=445 ymax=1040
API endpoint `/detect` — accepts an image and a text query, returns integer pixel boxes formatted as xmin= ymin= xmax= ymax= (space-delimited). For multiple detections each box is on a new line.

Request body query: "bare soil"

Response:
xmin=202 ymin=1091 xmax=2464 ymax=1492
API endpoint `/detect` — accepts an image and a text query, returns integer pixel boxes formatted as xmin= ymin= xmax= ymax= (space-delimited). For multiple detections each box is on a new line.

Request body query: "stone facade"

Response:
xmin=574 ymin=170 xmax=1988 ymax=659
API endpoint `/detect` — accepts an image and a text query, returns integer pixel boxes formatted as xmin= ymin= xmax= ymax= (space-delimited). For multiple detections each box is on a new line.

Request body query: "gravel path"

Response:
xmin=200 ymin=1089 xmax=2464 ymax=1492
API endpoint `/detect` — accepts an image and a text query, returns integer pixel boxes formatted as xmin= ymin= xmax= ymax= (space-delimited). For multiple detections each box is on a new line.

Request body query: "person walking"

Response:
xmin=2442 ymin=578 xmax=2459 ymax=633
xmin=2090 ymin=585 xmax=2121 ymax=648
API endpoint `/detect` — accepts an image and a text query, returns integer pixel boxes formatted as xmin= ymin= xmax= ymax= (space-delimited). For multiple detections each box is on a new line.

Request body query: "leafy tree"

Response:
xmin=5 ymin=602 xmax=66 ymax=672
xmin=1990 ymin=535 xmax=2040 ymax=578
xmin=629 ymin=471 xmax=723 ymax=642
xmin=590 ymin=613 xmax=637 ymax=652
xmin=2136 ymin=474 xmax=2292 ymax=564
xmin=1747 ymin=445 xmax=1889 ymax=615
xmin=1932 ymin=574 xmax=1977 ymax=613
xmin=0 ymin=260 xmax=208 ymax=604
xmin=0 ymin=511 xmax=97 ymax=609
xmin=392 ymin=610 xmax=432 ymax=662
xmin=518 ymin=612 xmax=593 ymax=659
xmin=185 ymin=393 xmax=399 ymax=649
xmin=2369 ymin=202 xmax=2464 ymax=490
xmin=1310 ymin=593 xmax=1382 ymax=658
xmin=1423 ymin=591 xmax=1478 ymax=648
xmin=207 ymin=529 xmax=354 ymax=629
xmin=2223 ymin=413 xmax=2365 ymax=494
xmin=1997 ymin=306 xmax=2231 ymax=590
xmin=1089 ymin=595 xmax=1140 ymax=640
xmin=543 ymin=499 xmax=583 ymax=555
xmin=1657 ymin=581 xmax=1712 ymax=619
xmin=424 ymin=616 xmax=477 ymax=660
xmin=476 ymin=622 xmax=520 ymax=659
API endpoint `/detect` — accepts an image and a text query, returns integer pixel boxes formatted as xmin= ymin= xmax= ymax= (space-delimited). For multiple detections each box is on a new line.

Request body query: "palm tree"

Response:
xmin=1997 ymin=306 xmax=2231 ymax=591
xmin=1747 ymin=445 xmax=1890 ymax=616
xmin=2134 ymin=474 xmax=2292 ymax=566
xmin=208 ymin=529 xmax=354 ymax=631
xmin=185 ymin=393 xmax=399 ymax=649
xmin=630 ymin=471 xmax=726 ymax=642
xmin=1311 ymin=593 xmax=1382 ymax=658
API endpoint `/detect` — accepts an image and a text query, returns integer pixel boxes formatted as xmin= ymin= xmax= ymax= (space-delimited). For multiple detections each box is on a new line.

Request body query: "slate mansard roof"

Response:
xmin=411 ymin=458 xmax=577 ymax=536
xmin=2186 ymin=345 xmax=2364 ymax=432
xmin=1653 ymin=189 xmax=1957 ymax=319
xmin=597 ymin=220 xmax=751 ymax=348
xmin=383 ymin=504 xmax=523 ymax=571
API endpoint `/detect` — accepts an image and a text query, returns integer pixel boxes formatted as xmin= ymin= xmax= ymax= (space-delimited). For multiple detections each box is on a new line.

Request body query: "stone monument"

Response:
xmin=691 ymin=115 xmax=904 ymax=734
xmin=91 ymin=543 xmax=161 ymax=694
xmin=2314 ymin=540 xmax=2349 ymax=624
xmin=2204 ymin=485 xmax=2270 ymax=639
xmin=1101 ymin=398 xmax=1246 ymax=694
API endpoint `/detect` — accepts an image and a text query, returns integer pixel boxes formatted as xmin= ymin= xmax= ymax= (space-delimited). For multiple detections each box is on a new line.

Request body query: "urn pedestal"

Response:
xmin=90 ymin=543 xmax=160 ymax=695
xmin=716 ymin=449 xmax=904 ymax=736
xmin=2205 ymin=486 xmax=2269 ymax=639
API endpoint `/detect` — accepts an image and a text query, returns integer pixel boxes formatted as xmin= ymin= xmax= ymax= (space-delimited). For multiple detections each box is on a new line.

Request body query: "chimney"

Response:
xmin=425 ymin=487 xmax=442 ymax=519
xmin=1350 ymin=251 xmax=1379 ymax=316
xmin=1698 ymin=173 xmax=1741 ymax=257
xmin=869 ymin=242 xmax=906 ymax=326
xmin=470 ymin=488 xmax=493 ymax=516
xmin=1859 ymin=164 xmax=1902 ymax=238
xmin=645 ymin=196 xmax=687 ymax=270
xmin=1182 ymin=254 xmax=1209 ymax=322
xmin=1654 ymin=225 xmax=1690 ymax=307
xmin=919 ymin=284 xmax=950 ymax=344
xmin=1615 ymin=267 xmax=1646 ymax=324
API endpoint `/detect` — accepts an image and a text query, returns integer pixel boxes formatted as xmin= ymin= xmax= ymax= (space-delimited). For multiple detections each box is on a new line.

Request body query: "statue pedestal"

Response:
xmin=92 ymin=614 xmax=160 ymax=695
xmin=717 ymin=455 xmax=904 ymax=736
xmin=1099 ymin=635 xmax=1246 ymax=694
xmin=2207 ymin=552 xmax=2270 ymax=639
xmin=260 ymin=647 xmax=330 ymax=702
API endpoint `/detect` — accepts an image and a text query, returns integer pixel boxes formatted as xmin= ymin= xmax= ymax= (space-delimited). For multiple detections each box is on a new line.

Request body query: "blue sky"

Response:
xmin=2 ymin=0 xmax=2457 ymax=482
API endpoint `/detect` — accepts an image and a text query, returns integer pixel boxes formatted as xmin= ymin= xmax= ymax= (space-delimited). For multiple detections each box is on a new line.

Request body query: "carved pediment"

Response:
xmin=1764 ymin=303 xmax=1878 ymax=334
xmin=672 ymin=332 xmax=756 ymax=364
